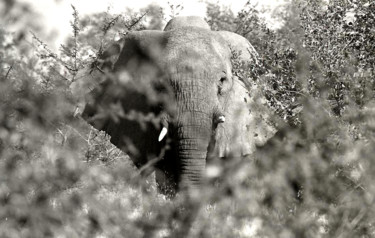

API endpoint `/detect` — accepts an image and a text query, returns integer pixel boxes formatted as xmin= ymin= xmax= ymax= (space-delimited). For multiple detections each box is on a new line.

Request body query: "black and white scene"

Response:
xmin=1 ymin=0 xmax=375 ymax=237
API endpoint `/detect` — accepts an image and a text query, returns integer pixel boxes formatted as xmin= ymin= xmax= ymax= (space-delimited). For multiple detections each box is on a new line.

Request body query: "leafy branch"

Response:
xmin=70 ymin=4 xmax=81 ymax=79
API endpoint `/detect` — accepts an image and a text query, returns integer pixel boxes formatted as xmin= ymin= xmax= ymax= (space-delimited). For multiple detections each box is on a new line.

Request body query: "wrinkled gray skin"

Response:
xmin=78 ymin=16 xmax=275 ymax=194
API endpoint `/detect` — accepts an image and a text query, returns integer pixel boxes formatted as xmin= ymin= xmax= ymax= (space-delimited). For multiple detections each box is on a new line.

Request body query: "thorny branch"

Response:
xmin=102 ymin=15 xmax=121 ymax=35
xmin=30 ymin=31 xmax=78 ymax=77
xmin=125 ymin=11 xmax=148 ymax=31
xmin=70 ymin=4 xmax=81 ymax=80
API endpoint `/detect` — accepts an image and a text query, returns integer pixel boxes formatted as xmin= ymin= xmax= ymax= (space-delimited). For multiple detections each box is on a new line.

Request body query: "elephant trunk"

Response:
xmin=171 ymin=70 xmax=218 ymax=189
xmin=175 ymin=106 xmax=213 ymax=189
xmin=177 ymin=129 xmax=210 ymax=188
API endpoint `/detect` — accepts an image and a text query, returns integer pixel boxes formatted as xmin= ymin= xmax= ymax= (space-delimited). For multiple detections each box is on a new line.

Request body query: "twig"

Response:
xmin=349 ymin=208 xmax=366 ymax=230
xmin=31 ymin=30 xmax=80 ymax=79
xmin=106 ymin=146 xmax=116 ymax=155
xmin=282 ymin=89 xmax=309 ymax=97
xmin=56 ymin=128 xmax=67 ymax=146
xmin=89 ymin=14 xmax=121 ymax=69
xmin=102 ymin=15 xmax=120 ymax=35
xmin=341 ymin=38 xmax=355 ymax=54
xmin=66 ymin=125 xmax=90 ymax=142
xmin=70 ymin=4 xmax=80 ymax=80
xmin=30 ymin=31 xmax=57 ymax=58
xmin=126 ymin=11 xmax=148 ymax=31
xmin=94 ymin=64 xmax=105 ymax=74
xmin=5 ymin=63 xmax=13 ymax=79
xmin=138 ymin=155 xmax=163 ymax=176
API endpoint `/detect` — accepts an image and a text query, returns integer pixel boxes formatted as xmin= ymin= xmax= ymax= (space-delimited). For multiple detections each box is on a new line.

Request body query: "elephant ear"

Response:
xmin=214 ymin=31 xmax=276 ymax=157
xmin=81 ymin=31 xmax=173 ymax=168
xmin=70 ymin=38 xmax=125 ymax=114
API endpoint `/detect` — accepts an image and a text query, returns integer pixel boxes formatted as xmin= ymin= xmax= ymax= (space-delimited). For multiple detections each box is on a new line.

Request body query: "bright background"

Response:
xmin=18 ymin=0 xmax=284 ymax=48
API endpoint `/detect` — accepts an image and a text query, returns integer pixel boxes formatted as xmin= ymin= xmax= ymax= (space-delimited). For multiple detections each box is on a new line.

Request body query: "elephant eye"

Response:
xmin=218 ymin=71 xmax=228 ymax=95
xmin=219 ymin=71 xmax=227 ymax=83
xmin=220 ymin=76 xmax=226 ymax=84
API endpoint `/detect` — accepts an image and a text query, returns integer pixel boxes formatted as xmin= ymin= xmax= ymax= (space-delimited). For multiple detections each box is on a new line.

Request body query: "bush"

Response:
xmin=1 ymin=1 xmax=375 ymax=237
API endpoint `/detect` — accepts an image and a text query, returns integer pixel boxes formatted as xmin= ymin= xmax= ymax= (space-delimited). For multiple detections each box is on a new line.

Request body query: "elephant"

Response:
xmin=76 ymin=16 xmax=276 ymax=195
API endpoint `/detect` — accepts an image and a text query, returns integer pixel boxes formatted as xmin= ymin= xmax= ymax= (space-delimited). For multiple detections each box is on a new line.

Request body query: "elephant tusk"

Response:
xmin=218 ymin=116 xmax=226 ymax=123
xmin=158 ymin=127 xmax=168 ymax=141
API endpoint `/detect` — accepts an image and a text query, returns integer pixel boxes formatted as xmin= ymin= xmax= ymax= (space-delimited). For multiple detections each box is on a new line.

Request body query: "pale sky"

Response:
xmin=18 ymin=0 xmax=284 ymax=49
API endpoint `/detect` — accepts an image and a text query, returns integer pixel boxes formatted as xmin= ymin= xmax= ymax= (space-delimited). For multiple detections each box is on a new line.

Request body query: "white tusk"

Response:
xmin=218 ymin=116 xmax=226 ymax=123
xmin=158 ymin=127 xmax=168 ymax=141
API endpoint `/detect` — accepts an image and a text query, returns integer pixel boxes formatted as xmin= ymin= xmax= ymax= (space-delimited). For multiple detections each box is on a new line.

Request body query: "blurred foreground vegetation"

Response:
xmin=1 ymin=0 xmax=375 ymax=237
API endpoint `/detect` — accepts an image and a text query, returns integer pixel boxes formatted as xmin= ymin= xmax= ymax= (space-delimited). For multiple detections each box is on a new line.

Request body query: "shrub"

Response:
xmin=1 ymin=1 xmax=375 ymax=237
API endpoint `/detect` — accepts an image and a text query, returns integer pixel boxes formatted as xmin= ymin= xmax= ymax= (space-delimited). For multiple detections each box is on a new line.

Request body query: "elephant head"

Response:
xmin=77 ymin=16 xmax=275 ymax=194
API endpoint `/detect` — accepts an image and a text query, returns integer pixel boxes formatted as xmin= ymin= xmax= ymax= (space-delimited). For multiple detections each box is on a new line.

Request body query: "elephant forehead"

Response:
xmin=164 ymin=16 xmax=211 ymax=31
xmin=164 ymin=29 xmax=231 ymax=72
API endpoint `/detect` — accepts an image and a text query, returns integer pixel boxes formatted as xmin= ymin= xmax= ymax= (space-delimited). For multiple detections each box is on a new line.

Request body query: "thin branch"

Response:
xmin=66 ymin=125 xmax=90 ymax=142
xmin=349 ymin=208 xmax=366 ymax=230
xmin=126 ymin=11 xmax=148 ymax=31
xmin=282 ymin=89 xmax=309 ymax=97
xmin=87 ymin=129 xmax=93 ymax=146
xmin=92 ymin=15 xmax=121 ymax=69
xmin=70 ymin=4 xmax=80 ymax=80
xmin=94 ymin=64 xmax=105 ymax=74
xmin=102 ymin=15 xmax=120 ymax=35
xmin=5 ymin=63 xmax=13 ymax=79
xmin=31 ymin=31 xmax=80 ymax=79
xmin=30 ymin=31 xmax=57 ymax=58
xmin=56 ymin=127 xmax=67 ymax=146
xmin=138 ymin=154 xmax=163 ymax=176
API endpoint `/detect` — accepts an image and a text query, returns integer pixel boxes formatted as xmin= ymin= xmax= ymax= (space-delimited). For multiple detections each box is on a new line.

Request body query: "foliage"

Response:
xmin=207 ymin=1 xmax=303 ymax=124
xmin=212 ymin=0 xmax=375 ymax=237
xmin=205 ymin=2 xmax=237 ymax=32
xmin=1 ymin=1 xmax=375 ymax=238
xmin=300 ymin=0 xmax=375 ymax=113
